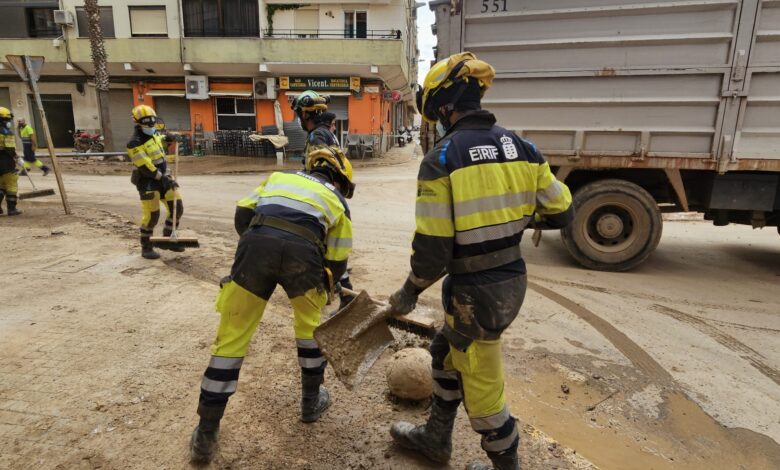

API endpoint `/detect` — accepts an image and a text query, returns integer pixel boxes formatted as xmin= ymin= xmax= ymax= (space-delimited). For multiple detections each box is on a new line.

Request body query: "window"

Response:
xmin=27 ymin=8 xmax=59 ymax=38
xmin=216 ymin=98 xmax=255 ymax=130
xmin=76 ymin=7 xmax=115 ymax=38
xmin=344 ymin=11 xmax=367 ymax=39
xmin=129 ymin=6 xmax=168 ymax=37
xmin=183 ymin=0 xmax=259 ymax=37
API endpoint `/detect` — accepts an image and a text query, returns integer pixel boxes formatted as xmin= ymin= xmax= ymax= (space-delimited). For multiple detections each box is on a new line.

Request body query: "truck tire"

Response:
xmin=562 ymin=179 xmax=662 ymax=272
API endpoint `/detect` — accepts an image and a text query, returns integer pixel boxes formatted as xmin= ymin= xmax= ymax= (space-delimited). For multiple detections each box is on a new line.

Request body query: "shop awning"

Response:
xmin=146 ymin=90 xmax=186 ymax=97
xmin=208 ymin=90 xmax=253 ymax=97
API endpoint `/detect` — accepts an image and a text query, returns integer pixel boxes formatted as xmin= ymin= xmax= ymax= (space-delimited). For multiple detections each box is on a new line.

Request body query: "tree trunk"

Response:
xmin=84 ymin=0 xmax=114 ymax=151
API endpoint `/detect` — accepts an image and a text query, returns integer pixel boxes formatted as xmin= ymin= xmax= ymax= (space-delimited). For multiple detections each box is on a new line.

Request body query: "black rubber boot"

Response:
xmin=190 ymin=404 xmax=224 ymax=463
xmin=466 ymin=451 xmax=520 ymax=470
xmin=301 ymin=374 xmax=331 ymax=423
xmin=190 ymin=423 xmax=219 ymax=463
xmin=6 ymin=196 xmax=22 ymax=216
xmin=141 ymin=237 xmax=160 ymax=260
xmin=0 ymin=191 xmax=4 ymax=215
xmin=390 ymin=399 xmax=458 ymax=464
xmin=42 ymin=166 xmax=51 ymax=176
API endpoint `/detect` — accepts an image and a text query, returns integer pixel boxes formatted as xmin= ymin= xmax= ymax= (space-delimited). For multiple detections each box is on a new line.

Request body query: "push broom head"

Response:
xmin=18 ymin=189 xmax=56 ymax=200
xmin=149 ymin=236 xmax=200 ymax=249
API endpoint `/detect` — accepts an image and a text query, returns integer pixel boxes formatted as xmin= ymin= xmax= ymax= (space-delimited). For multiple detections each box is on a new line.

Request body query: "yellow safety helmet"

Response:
xmin=306 ymin=145 xmax=355 ymax=198
xmin=292 ymin=90 xmax=330 ymax=119
xmin=0 ymin=106 xmax=13 ymax=120
xmin=131 ymin=104 xmax=158 ymax=127
xmin=416 ymin=52 xmax=495 ymax=123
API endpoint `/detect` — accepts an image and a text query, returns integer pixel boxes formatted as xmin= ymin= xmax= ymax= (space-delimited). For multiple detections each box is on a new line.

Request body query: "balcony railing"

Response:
xmin=263 ymin=29 xmax=401 ymax=39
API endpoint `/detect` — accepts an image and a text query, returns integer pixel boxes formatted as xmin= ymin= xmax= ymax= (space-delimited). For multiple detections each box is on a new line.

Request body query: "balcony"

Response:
xmin=263 ymin=29 xmax=401 ymax=40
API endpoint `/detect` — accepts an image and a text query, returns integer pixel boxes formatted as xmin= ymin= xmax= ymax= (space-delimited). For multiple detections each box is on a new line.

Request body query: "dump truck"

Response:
xmin=429 ymin=0 xmax=780 ymax=271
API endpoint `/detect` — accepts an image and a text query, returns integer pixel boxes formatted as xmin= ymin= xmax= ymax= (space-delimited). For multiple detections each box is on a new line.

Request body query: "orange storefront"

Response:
xmin=130 ymin=78 xmax=393 ymax=143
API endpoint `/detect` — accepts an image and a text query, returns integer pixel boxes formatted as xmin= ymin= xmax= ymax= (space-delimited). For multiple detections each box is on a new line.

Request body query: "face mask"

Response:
xmin=5 ymin=122 xmax=11 ymax=129
xmin=435 ymin=122 xmax=447 ymax=138
xmin=141 ymin=126 xmax=156 ymax=136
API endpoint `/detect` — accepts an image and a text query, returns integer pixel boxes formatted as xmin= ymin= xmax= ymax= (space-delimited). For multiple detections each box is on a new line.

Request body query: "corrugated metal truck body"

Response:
xmin=431 ymin=0 xmax=780 ymax=270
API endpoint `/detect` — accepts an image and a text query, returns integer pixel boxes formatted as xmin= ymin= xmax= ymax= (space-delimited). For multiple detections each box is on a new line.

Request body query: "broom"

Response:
xmin=17 ymin=158 xmax=55 ymax=200
xmin=150 ymin=142 xmax=199 ymax=249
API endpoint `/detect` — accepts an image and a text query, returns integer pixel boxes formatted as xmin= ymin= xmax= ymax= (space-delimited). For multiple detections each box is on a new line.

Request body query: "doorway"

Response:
xmin=28 ymin=94 xmax=75 ymax=148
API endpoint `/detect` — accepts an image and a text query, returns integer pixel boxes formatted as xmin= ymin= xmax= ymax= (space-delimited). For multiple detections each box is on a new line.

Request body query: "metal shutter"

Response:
xmin=328 ymin=97 xmax=348 ymax=120
xmin=154 ymin=97 xmax=192 ymax=131
xmin=108 ymin=89 xmax=135 ymax=150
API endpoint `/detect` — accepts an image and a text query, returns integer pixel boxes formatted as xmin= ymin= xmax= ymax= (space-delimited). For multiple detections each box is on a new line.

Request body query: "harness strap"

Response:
xmin=249 ymin=213 xmax=326 ymax=255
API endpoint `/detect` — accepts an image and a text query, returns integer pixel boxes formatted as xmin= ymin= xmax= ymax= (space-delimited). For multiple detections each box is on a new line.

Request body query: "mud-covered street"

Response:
xmin=1 ymin=147 xmax=779 ymax=469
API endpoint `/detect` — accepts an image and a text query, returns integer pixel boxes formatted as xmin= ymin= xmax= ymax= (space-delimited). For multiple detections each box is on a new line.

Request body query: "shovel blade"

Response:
xmin=314 ymin=290 xmax=394 ymax=390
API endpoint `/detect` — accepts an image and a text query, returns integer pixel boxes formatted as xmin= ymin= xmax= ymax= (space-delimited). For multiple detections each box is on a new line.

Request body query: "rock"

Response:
xmin=386 ymin=348 xmax=433 ymax=401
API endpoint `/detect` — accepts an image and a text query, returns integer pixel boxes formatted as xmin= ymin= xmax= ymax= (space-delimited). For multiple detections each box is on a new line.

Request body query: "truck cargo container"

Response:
xmin=429 ymin=0 xmax=780 ymax=270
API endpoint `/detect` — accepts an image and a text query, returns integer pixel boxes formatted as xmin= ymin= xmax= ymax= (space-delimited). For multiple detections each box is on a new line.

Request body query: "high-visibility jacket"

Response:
xmin=411 ymin=110 xmax=573 ymax=283
xmin=127 ymin=127 xmax=169 ymax=192
xmin=235 ymin=170 xmax=352 ymax=279
xmin=0 ymin=126 xmax=17 ymax=175
xmin=19 ymin=125 xmax=35 ymax=145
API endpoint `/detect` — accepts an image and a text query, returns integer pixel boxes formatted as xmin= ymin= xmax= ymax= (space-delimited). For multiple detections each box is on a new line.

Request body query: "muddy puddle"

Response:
xmin=507 ymin=369 xmax=780 ymax=470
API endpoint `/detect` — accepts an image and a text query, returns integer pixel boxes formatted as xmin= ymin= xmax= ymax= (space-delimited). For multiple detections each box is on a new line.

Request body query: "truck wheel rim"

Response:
xmin=584 ymin=203 xmax=639 ymax=253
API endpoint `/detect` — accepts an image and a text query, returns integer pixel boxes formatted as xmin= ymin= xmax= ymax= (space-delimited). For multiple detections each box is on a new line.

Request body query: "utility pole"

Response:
xmin=84 ymin=0 xmax=114 ymax=151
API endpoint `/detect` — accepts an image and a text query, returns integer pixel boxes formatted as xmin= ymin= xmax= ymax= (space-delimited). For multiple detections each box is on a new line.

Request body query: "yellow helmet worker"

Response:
xmin=0 ymin=106 xmax=22 ymax=216
xmin=389 ymin=52 xmax=574 ymax=470
xmin=127 ymin=104 xmax=183 ymax=259
xmin=191 ymin=145 xmax=355 ymax=464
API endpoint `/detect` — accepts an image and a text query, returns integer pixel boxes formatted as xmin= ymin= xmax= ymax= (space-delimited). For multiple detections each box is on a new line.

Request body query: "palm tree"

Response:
xmin=84 ymin=0 xmax=113 ymax=151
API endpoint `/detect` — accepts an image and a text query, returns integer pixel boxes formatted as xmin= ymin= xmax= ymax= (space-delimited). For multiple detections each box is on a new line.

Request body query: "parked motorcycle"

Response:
xmin=71 ymin=129 xmax=105 ymax=153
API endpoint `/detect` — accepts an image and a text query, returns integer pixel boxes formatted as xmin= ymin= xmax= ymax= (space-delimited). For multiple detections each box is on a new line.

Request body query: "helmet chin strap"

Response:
xmin=432 ymin=79 xmax=470 ymax=129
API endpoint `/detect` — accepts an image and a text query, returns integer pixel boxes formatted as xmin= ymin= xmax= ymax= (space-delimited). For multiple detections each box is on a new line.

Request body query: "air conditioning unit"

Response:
xmin=53 ymin=10 xmax=74 ymax=26
xmin=185 ymin=75 xmax=209 ymax=100
xmin=253 ymin=77 xmax=276 ymax=100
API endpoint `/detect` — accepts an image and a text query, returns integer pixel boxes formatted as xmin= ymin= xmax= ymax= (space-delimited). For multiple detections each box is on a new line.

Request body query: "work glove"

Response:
xmin=388 ymin=281 xmax=419 ymax=317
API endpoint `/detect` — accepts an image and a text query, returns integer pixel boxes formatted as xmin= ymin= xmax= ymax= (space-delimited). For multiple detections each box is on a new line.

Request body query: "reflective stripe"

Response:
xmin=299 ymin=356 xmax=327 ymax=369
xmin=152 ymin=157 xmax=165 ymax=165
xmin=470 ymin=405 xmax=511 ymax=431
xmin=209 ymin=356 xmax=244 ymax=369
xmin=455 ymin=217 xmax=531 ymax=245
xmin=201 ymin=377 xmax=237 ymax=394
xmin=432 ymin=381 xmax=463 ymax=401
xmin=482 ymin=426 xmax=519 ymax=453
xmin=296 ymin=339 xmax=319 ymax=349
xmin=258 ymin=196 xmax=328 ymax=229
xmin=416 ymin=201 xmax=452 ymax=219
xmin=326 ymin=236 xmax=352 ymax=249
xmin=432 ymin=369 xmax=458 ymax=380
xmin=263 ymin=182 xmax=335 ymax=222
xmin=454 ymin=192 xmax=535 ymax=218
xmin=536 ymin=180 xmax=564 ymax=205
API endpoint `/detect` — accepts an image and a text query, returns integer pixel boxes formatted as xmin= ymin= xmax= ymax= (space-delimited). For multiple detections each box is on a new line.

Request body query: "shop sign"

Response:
xmin=364 ymin=85 xmax=380 ymax=94
xmin=279 ymin=76 xmax=361 ymax=92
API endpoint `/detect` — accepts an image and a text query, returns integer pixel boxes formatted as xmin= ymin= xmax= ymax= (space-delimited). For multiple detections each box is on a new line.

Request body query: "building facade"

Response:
xmin=0 ymin=0 xmax=419 ymax=152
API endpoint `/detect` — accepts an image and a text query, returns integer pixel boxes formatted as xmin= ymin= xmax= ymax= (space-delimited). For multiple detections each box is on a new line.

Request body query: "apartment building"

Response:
xmin=0 ymin=0 xmax=419 ymax=151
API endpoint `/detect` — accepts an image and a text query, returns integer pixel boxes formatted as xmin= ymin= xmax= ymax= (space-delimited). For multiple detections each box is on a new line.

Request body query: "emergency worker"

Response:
xmin=127 ymin=105 xmax=183 ymax=260
xmin=17 ymin=118 xmax=50 ymax=176
xmin=292 ymin=91 xmax=354 ymax=308
xmin=388 ymin=53 xmax=574 ymax=470
xmin=292 ymin=90 xmax=338 ymax=156
xmin=190 ymin=145 xmax=356 ymax=463
xmin=0 ymin=107 xmax=22 ymax=216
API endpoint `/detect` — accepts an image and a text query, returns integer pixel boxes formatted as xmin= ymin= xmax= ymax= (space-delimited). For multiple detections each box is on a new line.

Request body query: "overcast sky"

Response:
xmin=416 ymin=3 xmax=437 ymax=84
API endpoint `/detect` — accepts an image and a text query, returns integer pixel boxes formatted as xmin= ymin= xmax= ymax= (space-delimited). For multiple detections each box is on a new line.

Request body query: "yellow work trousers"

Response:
xmin=0 ymin=172 xmax=18 ymax=195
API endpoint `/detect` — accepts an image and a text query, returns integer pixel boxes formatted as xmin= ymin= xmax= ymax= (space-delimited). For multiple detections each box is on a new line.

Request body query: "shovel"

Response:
xmin=314 ymin=287 xmax=435 ymax=390
xmin=17 ymin=159 xmax=55 ymax=200
xmin=150 ymin=142 xmax=199 ymax=249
